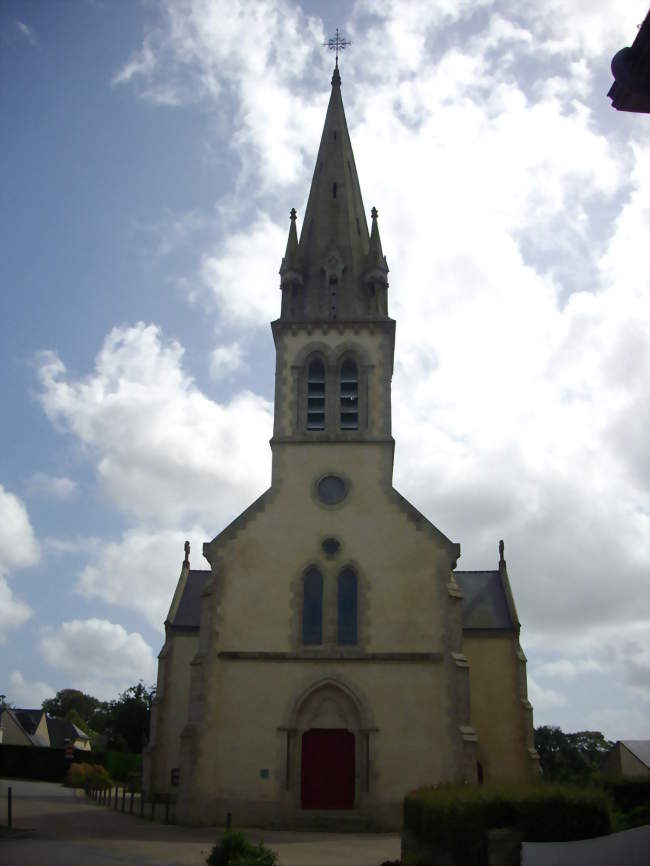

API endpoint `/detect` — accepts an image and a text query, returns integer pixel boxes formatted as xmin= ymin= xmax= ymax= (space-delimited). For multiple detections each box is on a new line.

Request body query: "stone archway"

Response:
xmin=286 ymin=678 xmax=368 ymax=811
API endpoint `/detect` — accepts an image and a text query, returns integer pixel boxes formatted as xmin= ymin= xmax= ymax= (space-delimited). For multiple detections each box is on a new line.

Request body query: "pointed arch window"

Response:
xmin=307 ymin=359 xmax=325 ymax=430
xmin=340 ymin=359 xmax=358 ymax=430
xmin=302 ymin=567 xmax=323 ymax=645
xmin=337 ymin=568 xmax=358 ymax=645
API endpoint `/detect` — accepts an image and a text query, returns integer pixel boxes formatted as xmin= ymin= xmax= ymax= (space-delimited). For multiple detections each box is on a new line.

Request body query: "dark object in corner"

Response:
xmin=608 ymin=10 xmax=650 ymax=113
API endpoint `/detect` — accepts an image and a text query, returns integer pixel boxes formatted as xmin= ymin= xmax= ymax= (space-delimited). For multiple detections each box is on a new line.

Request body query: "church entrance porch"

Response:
xmin=301 ymin=728 xmax=355 ymax=809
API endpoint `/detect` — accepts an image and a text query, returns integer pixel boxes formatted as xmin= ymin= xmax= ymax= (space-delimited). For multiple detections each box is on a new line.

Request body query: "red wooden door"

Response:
xmin=301 ymin=728 xmax=355 ymax=809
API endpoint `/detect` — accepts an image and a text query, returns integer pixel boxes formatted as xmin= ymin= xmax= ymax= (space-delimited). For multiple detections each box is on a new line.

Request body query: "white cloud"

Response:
xmin=111 ymin=36 xmax=156 ymax=87
xmin=15 ymin=20 xmax=37 ymax=47
xmin=39 ymin=619 xmax=156 ymax=699
xmin=8 ymin=671 xmax=54 ymax=709
xmin=0 ymin=577 xmax=32 ymax=644
xmin=210 ymin=341 xmax=245 ymax=379
xmin=200 ymin=215 xmax=285 ymax=328
xmin=37 ymin=323 xmax=273 ymax=526
xmin=535 ymin=658 xmax=603 ymax=680
xmin=27 ymin=473 xmax=78 ymax=501
xmin=78 ymin=527 xmax=208 ymax=629
xmin=528 ymin=675 xmax=567 ymax=711
xmin=0 ymin=485 xmax=40 ymax=572
xmin=0 ymin=486 xmax=38 ymax=642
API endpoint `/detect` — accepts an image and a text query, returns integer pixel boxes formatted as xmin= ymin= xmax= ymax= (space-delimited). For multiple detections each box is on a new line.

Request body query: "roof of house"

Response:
xmin=169 ymin=569 xmax=209 ymax=629
xmin=620 ymin=740 xmax=650 ymax=768
xmin=45 ymin=716 xmax=88 ymax=748
xmin=455 ymin=570 xmax=515 ymax=630
xmin=13 ymin=708 xmax=45 ymax=735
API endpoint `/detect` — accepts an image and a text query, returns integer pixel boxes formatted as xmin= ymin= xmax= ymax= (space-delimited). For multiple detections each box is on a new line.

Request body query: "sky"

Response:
xmin=0 ymin=0 xmax=648 ymax=742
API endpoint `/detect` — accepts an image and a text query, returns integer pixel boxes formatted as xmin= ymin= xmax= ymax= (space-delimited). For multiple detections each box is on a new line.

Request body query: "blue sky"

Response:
xmin=1 ymin=1 xmax=648 ymax=741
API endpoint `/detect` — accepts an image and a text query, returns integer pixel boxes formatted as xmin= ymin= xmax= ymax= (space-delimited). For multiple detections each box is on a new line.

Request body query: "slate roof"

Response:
xmin=13 ymin=708 xmax=44 ymax=735
xmin=621 ymin=740 xmax=650 ymax=768
xmin=455 ymin=570 xmax=515 ymax=630
xmin=46 ymin=716 xmax=88 ymax=748
xmin=170 ymin=570 xmax=209 ymax=629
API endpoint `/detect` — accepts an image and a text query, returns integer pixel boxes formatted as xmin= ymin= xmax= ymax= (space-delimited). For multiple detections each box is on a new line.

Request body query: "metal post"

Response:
xmin=151 ymin=796 xmax=155 ymax=820
xmin=122 ymin=787 xmax=126 ymax=812
xmin=130 ymin=790 xmax=134 ymax=813
xmin=7 ymin=786 xmax=12 ymax=828
xmin=164 ymin=799 xmax=169 ymax=824
xmin=114 ymin=786 xmax=119 ymax=809
xmin=140 ymin=792 xmax=145 ymax=818
xmin=226 ymin=811 xmax=232 ymax=830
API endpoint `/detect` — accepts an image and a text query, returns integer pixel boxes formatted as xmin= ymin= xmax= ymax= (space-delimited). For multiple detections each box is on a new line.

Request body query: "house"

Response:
xmin=0 ymin=708 xmax=50 ymax=747
xmin=602 ymin=741 xmax=650 ymax=779
xmin=143 ymin=62 xmax=539 ymax=830
xmin=0 ymin=707 xmax=91 ymax=751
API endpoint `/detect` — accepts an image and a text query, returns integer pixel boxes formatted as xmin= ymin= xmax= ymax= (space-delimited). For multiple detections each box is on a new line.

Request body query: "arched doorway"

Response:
xmin=301 ymin=728 xmax=355 ymax=809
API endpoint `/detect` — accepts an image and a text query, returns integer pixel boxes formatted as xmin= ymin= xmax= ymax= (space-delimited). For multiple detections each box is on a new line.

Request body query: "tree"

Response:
xmin=108 ymin=682 xmax=156 ymax=754
xmin=535 ymin=725 xmax=613 ymax=784
xmin=42 ymin=689 xmax=104 ymax=723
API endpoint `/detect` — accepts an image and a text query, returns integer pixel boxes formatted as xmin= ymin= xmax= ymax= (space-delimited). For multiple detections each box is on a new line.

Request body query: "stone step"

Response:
xmin=282 ymin=809 xmax=373 ymax=832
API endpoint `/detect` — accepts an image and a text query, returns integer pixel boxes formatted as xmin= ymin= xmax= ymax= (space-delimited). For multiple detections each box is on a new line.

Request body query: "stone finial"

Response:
xmin=184 ymin=540 xmax=190 ymax=568
xmin=371 ymin=206 xmax=378 ymax=220
xmin=499 ymin=539 xmax=505 ymax=566
xmin=290 ymin=207 xmax=297 ymax=221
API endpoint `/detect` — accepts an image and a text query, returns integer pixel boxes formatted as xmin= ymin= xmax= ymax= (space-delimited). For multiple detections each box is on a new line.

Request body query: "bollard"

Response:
xmin=140 ymin=792 xmax=145 ymax=818
xmin=122 ymin=787 xmax=126 ymax=812
xmin=151 ymin=796 xmax=155 ymax=820
xmin=115 ymin=786 xmax=119 ymax=809
xmin=164 ymin=799 xmax=170 ymax=824
xmin=226 ymin=811 xmax=232 ymax=829
xmin=7 ymin=786 xmax=12 ymax=828
xmin=130 ymin=790 xmax=134 ymax=814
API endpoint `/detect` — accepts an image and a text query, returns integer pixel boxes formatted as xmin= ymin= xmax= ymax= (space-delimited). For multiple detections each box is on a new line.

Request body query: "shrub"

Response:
xmin=206 ymin=830 xmax=278 ymax=866
xmin=404 ymin=784 xmax=612 ymax=866
xmin=65 ymin=761 xmax=111 ymax=789
xmin=602 ymin=778 xmax=650 ymax=812
xmin=103 ymin=750 xmax=142 ymax=782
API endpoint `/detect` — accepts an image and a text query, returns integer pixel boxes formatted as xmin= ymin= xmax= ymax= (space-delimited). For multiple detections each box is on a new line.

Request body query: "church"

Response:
xmin=143 ymin=62 xmax=539 ymax=830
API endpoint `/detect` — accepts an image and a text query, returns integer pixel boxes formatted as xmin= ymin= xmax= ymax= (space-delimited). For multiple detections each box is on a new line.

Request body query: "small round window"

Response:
xmin=316 ymin=475 xmax=347 ymax=505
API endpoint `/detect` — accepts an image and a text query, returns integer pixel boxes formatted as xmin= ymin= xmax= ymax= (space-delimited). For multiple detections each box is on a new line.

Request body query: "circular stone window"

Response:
xmin=322 ymin=537 xmax=341 ymax=556
xmin=316 ymin=474 xmax=347 ymax=505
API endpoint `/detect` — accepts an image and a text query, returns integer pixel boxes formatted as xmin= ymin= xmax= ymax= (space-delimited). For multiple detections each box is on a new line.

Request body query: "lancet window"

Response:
xmin=307 ymin=359 xmax=326 ymax=430
xmin=302 ymin=567 xmax=323 ymax=645
xmin=340 ymin=358 xmax=359 ymax=430
xmin=337 ymin=568 xmax=358 ymax=645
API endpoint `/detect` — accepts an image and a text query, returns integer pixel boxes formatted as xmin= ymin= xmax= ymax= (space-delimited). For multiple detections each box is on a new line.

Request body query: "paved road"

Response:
xmin=0 ymin=779 xmax=400 ymax=866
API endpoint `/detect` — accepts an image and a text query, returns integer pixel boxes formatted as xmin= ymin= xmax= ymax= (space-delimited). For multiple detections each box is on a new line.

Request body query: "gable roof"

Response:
xmin=169 ymin=569 xmax=209 ymax=629
xmin=455 ymin=570 xmax=515 ymax=630
xmin=621 ymin=740 xmax=650 ymax=768
xmin=45 ymin=716 xmax=88 ymax=748
xmin=13 ymin=708 xmax=45 ymax=735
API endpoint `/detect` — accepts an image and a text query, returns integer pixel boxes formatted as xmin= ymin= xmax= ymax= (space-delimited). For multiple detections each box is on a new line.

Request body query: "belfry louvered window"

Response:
xmin=302 ymin=567 xmax=323 ymax=644
xmin=340 ymin=359 xmax=358 ymax=430
xmin=337 ymin=568 xmax=358 ymax=645
xmin=307 ymin=359 xmax=325 ymax=430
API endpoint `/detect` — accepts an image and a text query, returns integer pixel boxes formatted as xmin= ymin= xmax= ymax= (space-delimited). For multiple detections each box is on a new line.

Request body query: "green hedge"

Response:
xmin=601 ymin=778 xmax=650 ymax=811
xmin=102 ymin=750 xmax=142 ymax=782
xmin=404 ymin=784 xmax=612 ymax=866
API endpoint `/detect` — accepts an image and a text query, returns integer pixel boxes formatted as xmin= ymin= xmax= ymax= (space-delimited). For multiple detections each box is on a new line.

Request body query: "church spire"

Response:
xmin=279 ymin=65 xmax=388 ymax=322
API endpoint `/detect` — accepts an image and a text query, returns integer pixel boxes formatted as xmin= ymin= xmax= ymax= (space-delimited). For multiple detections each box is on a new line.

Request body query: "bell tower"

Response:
xmin=271 ymin=65 xmax=395 ymax=476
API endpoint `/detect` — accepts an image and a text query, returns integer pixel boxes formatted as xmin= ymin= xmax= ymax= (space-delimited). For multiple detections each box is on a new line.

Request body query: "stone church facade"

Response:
xmin=143 ymin=65 xmax=539 ymax=829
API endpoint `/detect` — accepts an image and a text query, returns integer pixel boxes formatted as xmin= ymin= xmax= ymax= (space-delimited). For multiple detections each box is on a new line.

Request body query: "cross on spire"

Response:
xmin=323 ymin=28 xmax=351 ymax=68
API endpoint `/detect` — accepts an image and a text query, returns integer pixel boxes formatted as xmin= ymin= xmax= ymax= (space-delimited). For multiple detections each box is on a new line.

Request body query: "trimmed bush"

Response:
xmin=65 ymin=761 xmax=111 ymax=788
xmin=206 ymin=830 xmax=278 ymax=866
xmin=103 ymin=750 xmax=142 ymax=782
xmin=404 ymin=784 xmax=612 ymax=866
xmin=602 ymin=778 xmax=650 ymax=812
